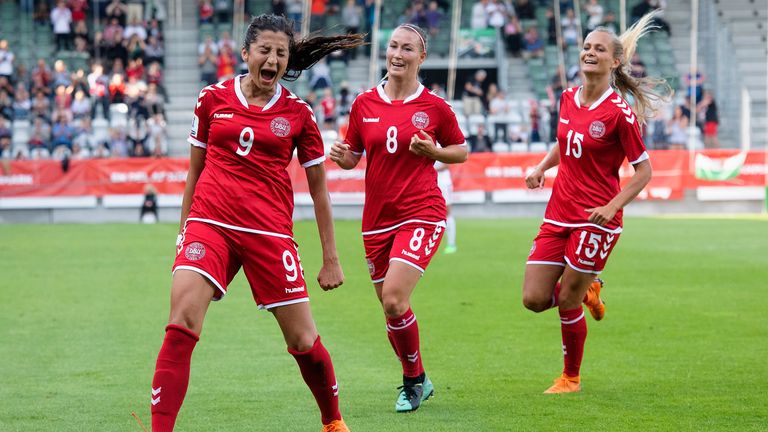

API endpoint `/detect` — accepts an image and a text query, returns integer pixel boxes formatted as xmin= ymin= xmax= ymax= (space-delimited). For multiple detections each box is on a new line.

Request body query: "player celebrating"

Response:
xmin=522 ymin=12 xmax=668 ymax=394
xmin=329 ymin=24 xmax=468 ymax=412
xmin=149 ymin=15 xmax=363 ymax=432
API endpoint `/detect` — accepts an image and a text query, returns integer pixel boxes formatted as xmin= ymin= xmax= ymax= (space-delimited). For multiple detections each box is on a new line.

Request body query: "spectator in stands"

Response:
xmin=561 ymin=8 xmax=579 ymax=47
xmin=489 ymin=87 xmax=511 ymax=143
xmin=29 ymin=117 xmax=52 ymax=158
xmin=71 ymin=89 xmax=92 ymax=120
xmin=214 ymin=0 xmax=233 ymax=24
xmin=408 ymin=2 xmax=428 ymax=28
xmin=34 ymin=1 xmax=51 ymax=26
xmin=127 ymin=115 xmax=148 ymax=155
xmin=430 ymin=82 xmax=447 ymax=99
xmin=471 ymin=0 xmax=489 ymax=29
xmin=632 ymin=0 xmax=670 ymax=35
xmin=0 ymin=75 xmax=13 ymax=96
xmin=146 ymin=61 xmax=167 ymax=101
xmin=109 ymin=72 xmax=127 ymax=104
xmin=125 ymin=18 xmax=148 ymax=42
xmin=630 ymin=52 xmax=647 ymax=78
xmin=584 ymin=0 xmax=603 ymax=35
xmin=125 ymin=0 xmax=144 ymax=23
xmin=70 ymin=0 xmax=88 ymax=24
xmin=311 ymin=0 xmax=328 ymax=31
xmin=320 ymin=87 xmax=337 ymax=130
xmin=698 ymin=90 xmax=719 ymax=149
xmin=666 ymin=105 xmax=689 ymax=150
xmin=106 ymin=0 xmax=128 ymax=25
xmin=145 ymin=0 xmax=168 ymax=23
xmin=32 ymin=89 xmax=51 ymax=121
xmin=487 ymin=0 xmax=508 ymax=33
xmin=545 ymin=7 xmax=557 ymax=45
xmin=0 ymin=135 xmax=11 ymax=160
xmin=338 ymin=82 xmax=353 ymax=116
xmin=546 ymin=66 xmax=565 ymax=142
xmin=218 ymin=31 xmax=237 ymax=53
xmin=469 ymin=122 xmax=493 ymax=152
xmin=515 ymin=0 xmax=536 ymax=20
xmin=504 ymin=14 xmax=523 ymax=56
xmin=685 ymin=68 xmax=705 ymax=103
xmin=103 ymin=18 xmax=124 ymax=44
xmin=462 ymin=69 xmax=487 ymax=116
xmin=146 ymin=112 xmax=167 ymax=156
xmin=271 ymin=0 xmax=286 ymax=16
xmin=0 ymin=90 xmax=12 ymax=121
xmin=51 ymin=114 xmax=75 ymax=153
xmin=397 ymin=5 xmax=413 ymax=26
xmin=144 ymin=35 xmax=165 ymax=66
xmin=70 ymin=140 xmax=90 ymax=159
xmin=126 ymin=58 xmax=146 ymax=82
xmin=309 ymin=58 xmax=332 ymax=91
xmin=198 ymin=37 xmax=218 ymax=86
xmin=216 ymin=43 xmax=237 ymax=82
xmin=528 ymin=99 xmax=541 ymax=142
xmin=12 ymin=84 xmax=31 ymax=121
xmin=286 ymin=0 xmax=303 ymax=30
xmin=127 ymin=35 xmax=147 ymax=61
xmin=107 ymin=33 xmax=130 ymax=67
xmin=110 ymin=127 xmax=129 ymax=157
xmin=88 ymin=63 xmax=111 ymax=119
xmin=199 ymin=0 xmax=214 ymax=24
xmin=73 ymin=116 xmax=98 ymax=151
xmin=146 ymin=18 xmax=164 ymax=41
xmin=0 ymin=116 xmax=11 ymax=141
xmin=342 ymin=0 xmax=363 ymax=58
xmin=424 ymin=1 xmax=444 ymax=37
xmin=51 ymin=1 xmax=74 ymax=51
xmin=523 ymin=26 xmax=544 ymax=59
xmin=0 ymin=40 xmax=14 ymax=83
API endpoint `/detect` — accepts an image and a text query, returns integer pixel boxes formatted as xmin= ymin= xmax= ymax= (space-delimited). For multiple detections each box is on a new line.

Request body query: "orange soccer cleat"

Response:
xmin=322 ymin=419 xmax=350 ymax=432
xmin=543 ymin=374 xmax=582 ymax=394
xmin=584 ymin=278 xmax=605 ymax=321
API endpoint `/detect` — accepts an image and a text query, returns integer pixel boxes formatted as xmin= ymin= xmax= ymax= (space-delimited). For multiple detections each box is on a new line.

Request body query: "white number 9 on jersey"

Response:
xmin=237 ymin=127 xmax=254 ymax=156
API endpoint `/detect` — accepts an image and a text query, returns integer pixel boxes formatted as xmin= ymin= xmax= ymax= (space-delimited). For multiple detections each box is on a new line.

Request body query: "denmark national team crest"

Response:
xmin=411 ymin=111 xmax=430 ymax=129
xmin=270 ymin=117 xmax=291 ymax=137
xmin=185 ymin=242 xmax=206 ymax=261
xmin=589 ymin=120 xmax=606 ymax=139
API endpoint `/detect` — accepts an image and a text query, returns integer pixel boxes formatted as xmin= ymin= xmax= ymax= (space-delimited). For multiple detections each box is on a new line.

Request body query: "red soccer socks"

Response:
xmin=151 ymin=324 xmax=199 ymax=432
xmin=386 ymin=308 xmax=424 ymax=378
xmin=559 ymin=307 xmax=587 ymax=378
xmin=288 ymin=335 xmax=342 ymax=425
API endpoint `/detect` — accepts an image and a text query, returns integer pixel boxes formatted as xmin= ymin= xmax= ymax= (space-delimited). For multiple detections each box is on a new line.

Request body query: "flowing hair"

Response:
xmin=242 ymin=14 xmax=366 ymax=81
xmin=592 ymin=11 xmax=673 ymax=124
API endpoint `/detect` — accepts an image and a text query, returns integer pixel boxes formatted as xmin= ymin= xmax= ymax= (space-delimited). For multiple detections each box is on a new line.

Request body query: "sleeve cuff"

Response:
xmin=187 ymin=136 xmax=207 ymax=148
xmin=629 ymin=151 xmax=649 ymax=165
xmin=301 ymin=155 xmax=326 ymax=168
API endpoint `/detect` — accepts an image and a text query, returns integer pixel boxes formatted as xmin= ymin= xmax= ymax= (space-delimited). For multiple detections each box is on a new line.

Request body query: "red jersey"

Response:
xmin=345 ymin=83 xmax=466 ymax=234
xmin=187 ymin=76 xmax=325 ymax=237
xmin=545 ymin=86 xmax=649 ymax=232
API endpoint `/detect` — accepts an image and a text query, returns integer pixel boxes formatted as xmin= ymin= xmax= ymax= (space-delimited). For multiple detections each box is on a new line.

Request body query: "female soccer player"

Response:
xmin=149 ymin=15 xmax=363 ymax=432
xmin=329 ymin=24 xmax=468 ymax=412
xmin=522 ymin=12 xmax=668 ymax=394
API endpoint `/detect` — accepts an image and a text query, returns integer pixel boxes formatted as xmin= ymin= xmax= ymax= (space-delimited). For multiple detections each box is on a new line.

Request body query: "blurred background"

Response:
xmin=0 ymin=0 xmax=766 ymax=221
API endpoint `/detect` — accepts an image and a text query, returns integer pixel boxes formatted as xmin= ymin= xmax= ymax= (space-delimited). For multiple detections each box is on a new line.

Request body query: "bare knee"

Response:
xmin=522 ymin=294 xmax=551 ymax=313
xmin=286 ymin=332 xmax=317 ymax=352
xmin=382 ymin=296 xmax=409 ymax=318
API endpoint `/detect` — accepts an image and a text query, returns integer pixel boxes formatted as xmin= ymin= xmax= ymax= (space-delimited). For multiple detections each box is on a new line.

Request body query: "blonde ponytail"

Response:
xmin=592 ymin=11 xmax=673 ymax=124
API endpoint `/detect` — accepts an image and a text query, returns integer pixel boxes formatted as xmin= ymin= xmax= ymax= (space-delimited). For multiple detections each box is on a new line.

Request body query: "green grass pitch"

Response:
xmin=1 ymin=217 xmax=766 ymax=431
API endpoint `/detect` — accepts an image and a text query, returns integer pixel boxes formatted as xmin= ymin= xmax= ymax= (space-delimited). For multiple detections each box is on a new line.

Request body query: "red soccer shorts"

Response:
xmin=173 ymin=221 xmax=308 ymax=309
xmin=363 ymin=222 xmax=445 ymax=283
xmin=526 ymin=222 xmax=621 ymax=274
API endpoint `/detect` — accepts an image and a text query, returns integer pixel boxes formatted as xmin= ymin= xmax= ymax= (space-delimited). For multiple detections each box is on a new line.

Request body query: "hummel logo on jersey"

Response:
xmin=285 ymin=286 xmax=305 ymax=294
xmin=401 ymin=249 xmax=420 ymax=260
xmin=214 ymin=112 xmax=234 ymax=119
xmin=407 ymin=351 xmax=419 ymax=363
xmin=363 ymin=117 xmax=380 ymax=123
xmin=151 ymin=387 xmax=161 ymax=405
xmin=577 ymin=258 xmax=595 ymax=266
xmin=559 ymin=117 xmax=570 ymax=124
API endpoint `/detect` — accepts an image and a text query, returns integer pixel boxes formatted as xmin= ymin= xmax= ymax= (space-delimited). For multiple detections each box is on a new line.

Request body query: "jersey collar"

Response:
xmin=375 ymin=81 xmax=425 ymax=104
xmin=573 ymin=86 xmax=614 ymax=111
xmin=234 ymin=74 xmax=283 ymax=111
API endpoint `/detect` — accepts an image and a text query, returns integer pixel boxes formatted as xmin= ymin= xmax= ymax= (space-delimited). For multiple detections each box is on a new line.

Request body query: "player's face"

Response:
xmin=386 ymin=28 xmax=426 ymax=80
xmin=580 ymin=31 xmax=620 ymax=78
xmin=242 ymin=30 xmax=290 ymax=92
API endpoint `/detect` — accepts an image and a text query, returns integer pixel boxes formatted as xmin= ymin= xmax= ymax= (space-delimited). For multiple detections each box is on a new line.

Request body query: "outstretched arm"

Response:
xmin=305 ymin=163 xmax=345 ymax=290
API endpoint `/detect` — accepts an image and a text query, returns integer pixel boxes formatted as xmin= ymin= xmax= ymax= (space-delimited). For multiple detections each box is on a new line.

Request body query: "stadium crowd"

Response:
xmin=0 ymin=0 xmax=169 ymax=161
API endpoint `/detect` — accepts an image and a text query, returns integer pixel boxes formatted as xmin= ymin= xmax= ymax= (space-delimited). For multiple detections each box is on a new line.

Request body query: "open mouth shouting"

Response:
xmin=260 ymin=68 xmax=278 ymax=85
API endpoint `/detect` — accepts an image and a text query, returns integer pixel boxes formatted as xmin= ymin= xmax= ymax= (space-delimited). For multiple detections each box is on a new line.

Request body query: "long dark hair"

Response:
xmin=242 ymin=14 xmax=366 ymax=81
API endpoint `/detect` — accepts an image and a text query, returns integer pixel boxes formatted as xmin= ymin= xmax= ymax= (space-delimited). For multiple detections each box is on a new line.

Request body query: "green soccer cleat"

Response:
xmin=395 ymin=375 xmax=434 ymax=413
